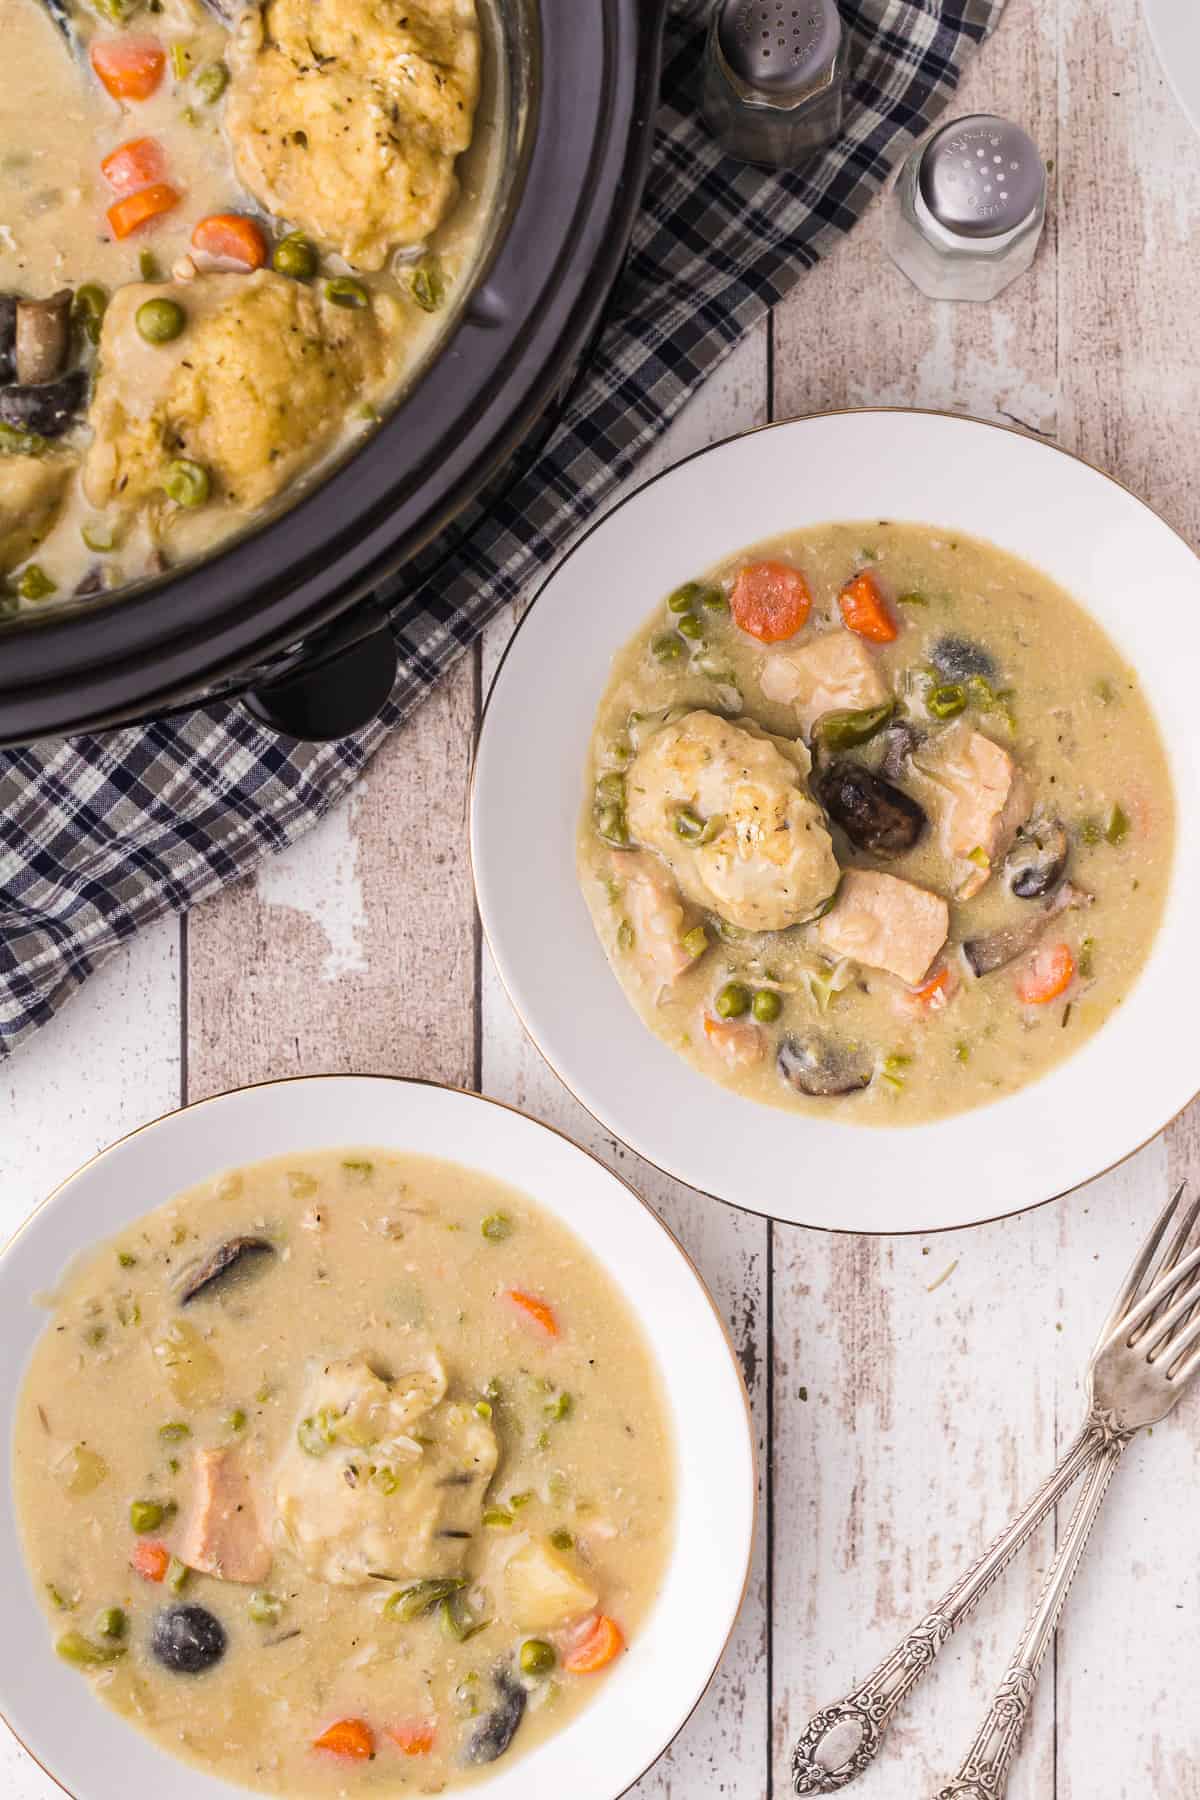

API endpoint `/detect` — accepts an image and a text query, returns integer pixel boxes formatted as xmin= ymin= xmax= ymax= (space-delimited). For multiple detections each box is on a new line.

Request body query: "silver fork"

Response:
xmin=792 ymin=1184 xmax=1200 ymax=1796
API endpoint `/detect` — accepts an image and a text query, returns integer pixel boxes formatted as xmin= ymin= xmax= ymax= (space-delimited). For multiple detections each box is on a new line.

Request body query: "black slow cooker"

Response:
xmin=0 ymin=0 xmax=668 ymax=744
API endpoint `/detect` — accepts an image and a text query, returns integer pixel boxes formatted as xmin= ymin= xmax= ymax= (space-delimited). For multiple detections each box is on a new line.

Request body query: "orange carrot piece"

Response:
xmin=107 ymin=182 xmax=180 ymax=240
xmin=562 ymin=1613 xmax=625 ymax=1675
xmin=912 ymin=965 xmax=953 ymax=1010
xmin=101 ymin=136 xmax=166 ymax=197
xmin=130 ymin=1539 xmax=170 ymax=1583
xmin=504 ymin=1289 xmax=559 ymax=1339
xmin=730 ymin=559 xmax=813 ymax=644
xmin=313 ymin=1719 xmax=375 ymax=1761
xmin=838 ymin=570 xmax=898 ymax=644
xmin=1016 ymin=942 xmax=1075 ymax=1006
xmin=91 ymin=35 xmax=165 ymax=101
xmin=386 ymin=1721 xmax=437 ymax=1756
xmin=192 ymin=213 xmax=268 ymax=271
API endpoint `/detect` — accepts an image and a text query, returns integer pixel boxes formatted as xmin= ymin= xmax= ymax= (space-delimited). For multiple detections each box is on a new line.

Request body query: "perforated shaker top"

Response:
xmin=716 ymin=0 xmax=842 ymax=97
xmin=917 ymin=114 xmax=1044 ymax=239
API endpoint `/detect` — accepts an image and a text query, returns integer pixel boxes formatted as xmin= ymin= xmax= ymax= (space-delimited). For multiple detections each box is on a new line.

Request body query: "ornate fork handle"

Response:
xmin=791 ymin=1414 xmax=1119 ymax=1794
xmin=932 ymin=1432 xmax=1128 ymax=1799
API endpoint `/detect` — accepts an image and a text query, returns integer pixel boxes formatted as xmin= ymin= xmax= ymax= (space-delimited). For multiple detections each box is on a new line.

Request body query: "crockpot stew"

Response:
xmin=1 ymin=0 xmax=488 ymax=610
xmin=578 ymin=522 xmax=1173 ymax=1125
xmin=14 ymin=1150 xmax=673 ymax=1792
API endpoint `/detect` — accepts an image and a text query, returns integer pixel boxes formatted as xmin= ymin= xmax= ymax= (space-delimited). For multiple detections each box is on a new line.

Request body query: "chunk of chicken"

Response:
xmin=702 ymin=1012 xmax=766 ymax=1067
xmin=273 ymin=1350 xmax=496 ymax=1585
xmin=503 ymin=1537 xmax=599 ymax=1633
xmin=917 ymin=723 xmax=1032 ymax=898
xmin=84 ymin=272 xmax=403 ymax=522
xmin=227 ymin=0 xmax=480 ymax=270
xmin=178 ymin=1446 xmax=273 ymax=1584
xmin=817 ymin=869 xmax=949 ymax=986
xmin=759 ymin=631 xmax=890 ymax=735
xmin=0 ymin=454 xmax=74 ymax=575
xmin=625 ymin=710 xmax=840 ymax=934
xmin=610 ymin=849 xmax=700 ymax=987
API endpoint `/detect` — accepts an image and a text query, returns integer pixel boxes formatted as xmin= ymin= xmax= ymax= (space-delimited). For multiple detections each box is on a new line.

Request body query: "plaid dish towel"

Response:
xmin=0 ymin=0 xmax=1005 ymax=1059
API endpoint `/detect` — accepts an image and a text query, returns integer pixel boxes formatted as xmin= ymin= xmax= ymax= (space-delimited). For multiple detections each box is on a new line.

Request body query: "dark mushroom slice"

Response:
xmin=929 ymin=634 xmax=997 ymax=683
xmin=962 ymin=915 xmax=1047 ymax=977
xmin=151 ymin=1605 xmax=227 ymax=1675
xmin=1005 ymin=816 xmax=1069 ymax=900
xmin=778 ymin=1034 xmax=872 ymax=1098
xmin=178 ymin=1235 xmax=275 ymax=1305
xmin=815 ymin=759 xmax=926 ymax=857
xmin=15 ymin=291 xmax=73 ymax=385
xmin=0 ymin=297 xmax=16 ymax=383
xmin=0 ymin=369 xmax=88 ymax=439
xmin=464 ymin=1665 xmax=527 ymax=1765
xmin=878 ymin=720 xmax=924 ymax=782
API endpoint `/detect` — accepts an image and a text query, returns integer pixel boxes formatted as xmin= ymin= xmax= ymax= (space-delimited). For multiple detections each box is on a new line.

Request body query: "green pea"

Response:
xmin=715 ymin=981 xmax=751 ymax=1019
xmin=56 ymin=1631 xmax=127 ymax=1670
xmin=325 ymin=276 xmax=369 ymax=309
xmin=135 ymin=297 xmax=186 ymax=345
xmin=272 ymin=231 xmax=317 ymax=280
xmin=410 ymin=261 xmax=445 ymax=312
xmin=225 ymin=1408 xmax=246 ymax=1433
xmin=481 ymin=1212 xmax=512 ymax=1242
xmin=130 ymin=1499 xmax=167 ymax=1534
xmin=927 ymin=682 xmax=967 ymax=720
xmin=17 ymin=564 xmax=56 ymax=603
xmin=519 ymin=1638 xmax=556 ymax=1676
xmin=248 ymin=1590 xmax=283 ymax=1625
xmin=698 ymin=585 xmax=728 ymax=611
xmin=163 ymin=459 xmax=211 ymax=508
xmin=549 ymin=1528 xmax=574 ymax=1551
xmin=96 ymin=1607 xmax=127 ymax=1640
xmin=752 ymin=989 xmax=783 ymax=1024
xmin=474 ymin=1399 xmax=493 ymax=1420
xmin=676 ymin=613 xmax=705 ymax=641
xmin=195 ymin=60 xmax=228 ymax=103
xmin=667 ymin=581 xmax=702 ymax=613
xmin=73 ymin=282 xmax=108 ymax=346
xmin=651 ymin=632 xmax=684 ymax=662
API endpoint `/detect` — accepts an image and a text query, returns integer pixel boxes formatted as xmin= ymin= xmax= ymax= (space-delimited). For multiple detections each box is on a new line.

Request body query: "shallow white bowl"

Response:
xmin=1143 ymin=0 xmax=1200 ymax=141
xmin=472 ymin=410 xmax=1200 ymax=1233
xmin=0 ymin=1076 xmax=754 ymax=1800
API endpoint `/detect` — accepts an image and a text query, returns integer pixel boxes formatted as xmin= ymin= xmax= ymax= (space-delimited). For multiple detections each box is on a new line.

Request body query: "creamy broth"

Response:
xmin=0 ymin=0 xmax=498 ymax=609
xmin=14 ymin=1149 xmax=674 ymax=1792
xmin=578 ymin=522 xmax=1174 ymax=1125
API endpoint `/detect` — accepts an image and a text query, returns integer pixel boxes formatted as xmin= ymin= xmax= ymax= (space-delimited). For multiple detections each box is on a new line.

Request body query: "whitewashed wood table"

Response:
xmin=5 ymin=2 xmax=1200 ymax=1794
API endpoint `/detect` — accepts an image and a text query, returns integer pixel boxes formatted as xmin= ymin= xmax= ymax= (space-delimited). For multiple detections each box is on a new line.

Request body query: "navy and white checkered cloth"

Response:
xmin=0 ymin=0 xmax=1004 ymax=1058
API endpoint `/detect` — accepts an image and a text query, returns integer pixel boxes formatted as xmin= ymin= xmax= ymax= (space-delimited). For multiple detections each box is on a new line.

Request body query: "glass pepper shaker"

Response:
xmin=884 ymin=114 xmax=1047 ymax=302
xmin=700 ymin=0 xmax=848 ymax=170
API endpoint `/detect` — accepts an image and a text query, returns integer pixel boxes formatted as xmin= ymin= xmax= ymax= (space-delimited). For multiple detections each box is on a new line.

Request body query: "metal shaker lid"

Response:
xmin=917 ymin=115 xmax=1044 ymax=239
xmin=716 ymin=0 xmax=843 ymax=102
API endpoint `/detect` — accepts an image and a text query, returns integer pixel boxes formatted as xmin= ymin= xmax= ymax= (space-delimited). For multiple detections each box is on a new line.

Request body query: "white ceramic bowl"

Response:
xmin=0 ymin=1076 xmax=754 ymax=1800
xmin=1143 ymin=0 xmax=1200 ymax=141
xmin=472 ymin=410 xmax=1200 ymax=1233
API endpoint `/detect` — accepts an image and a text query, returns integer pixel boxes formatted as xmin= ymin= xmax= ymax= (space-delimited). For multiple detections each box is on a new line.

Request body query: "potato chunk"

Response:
xmin=503 ymin=1537 xmax=599 ymax=1632
xmin=625 ymin=710 xmax=839 ymax=934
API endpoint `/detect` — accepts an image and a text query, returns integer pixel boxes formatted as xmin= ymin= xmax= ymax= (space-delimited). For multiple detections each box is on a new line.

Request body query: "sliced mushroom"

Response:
xmin=778 ymin=1035 xmax=872 ymax=1098
xmin=15 ymin=291 xmax=72 ymax=385
xmin=464 ymin=1666 xmax=527 ymax=1765
xmin=930 ymin=635 xmax=997 ymax=683
xmin=0 ymin=369 xmax=88 ymax=438
xmin=0 ymin=297 xmax=16 ymax=383
xmin=878 ymin=720 xmax=923 ymax=782
xmin=815 ymin=760 xmax=926 ymax=857
xmin=963 ymin=879 xmax=1091 ymax=977
xmin=1005 ymin=816 xmax=1069 ymax=900
xmin=179 ymin=1235 xmax=274 ymax=1305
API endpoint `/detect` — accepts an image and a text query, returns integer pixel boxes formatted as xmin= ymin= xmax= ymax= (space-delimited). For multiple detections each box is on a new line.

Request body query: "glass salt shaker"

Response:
xmin=884 ymin=114 xmax=1047 ymax=302
xmin=700 ymin=0 xmax=847 ymax=170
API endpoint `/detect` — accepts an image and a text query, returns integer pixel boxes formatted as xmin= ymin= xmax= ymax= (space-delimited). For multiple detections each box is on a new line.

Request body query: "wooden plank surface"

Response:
xmin=6 ymin=1 xmax=1200 ymax=1795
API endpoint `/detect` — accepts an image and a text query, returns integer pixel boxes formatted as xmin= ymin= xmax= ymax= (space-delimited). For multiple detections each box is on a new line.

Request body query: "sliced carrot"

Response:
xmin=912 ymin=965 xmax=954 ymax=1010
xmin=107 ymin=182 xmax=181 ymax=240
xmin=562 ymin=1613 xmax=625 ymax=1675
xmin=130 ymin=1539 xmax=170 ymax=1583
xmin=730 ymin=560 xmax=812 ymax=643
xmin=386 ymin=1721 xmax=436 ymax=1756
xmin=313 ymin=1719 xmax=375 ymax=1761
xmin=504 ymin=1289 xmax=559 ymax=1339
xmin=91 ymin=35 xmax=165 ymax=102
xmin=838 ymin=570 xmax=898 ymax=644
xmin=192 ymin=213 xmax=268 ymax=271
xmin=101 ymin=136 xmax=166 ymax=197
xmin=1016 ymin=942 xmax=1075 ymax=1006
